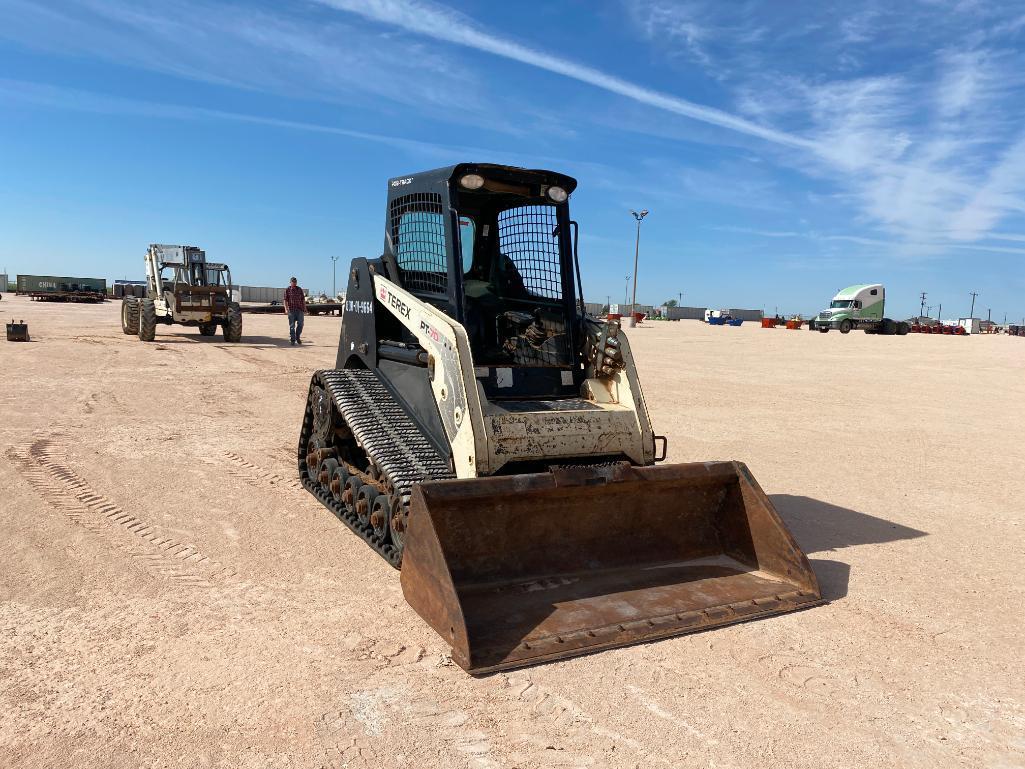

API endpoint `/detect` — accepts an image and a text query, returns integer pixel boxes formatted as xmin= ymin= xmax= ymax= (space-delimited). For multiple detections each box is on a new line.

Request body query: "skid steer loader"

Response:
xmin=298 ymin=164 xmax=821 ymax=674
xmin=121 ymin=244 xmax=242 ymax=342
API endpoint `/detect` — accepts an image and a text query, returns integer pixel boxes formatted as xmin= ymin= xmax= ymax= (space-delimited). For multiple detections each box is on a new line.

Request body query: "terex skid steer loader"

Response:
xmin=299 ymin=164 xmax=820 ymax=673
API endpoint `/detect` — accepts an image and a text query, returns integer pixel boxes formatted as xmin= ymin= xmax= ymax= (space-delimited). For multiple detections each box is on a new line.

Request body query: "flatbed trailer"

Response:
xmin=23 ymin=290 xmax=106 ymax=303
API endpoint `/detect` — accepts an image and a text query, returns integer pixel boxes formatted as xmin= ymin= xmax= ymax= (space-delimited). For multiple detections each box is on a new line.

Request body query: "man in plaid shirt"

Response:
xmin=283 ymin=276 xmax=306 ymax=345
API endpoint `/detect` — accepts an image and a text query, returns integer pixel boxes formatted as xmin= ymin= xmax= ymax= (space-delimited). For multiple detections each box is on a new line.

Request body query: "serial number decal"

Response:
xmin=346 ymin=300 xmax=373 ymax=314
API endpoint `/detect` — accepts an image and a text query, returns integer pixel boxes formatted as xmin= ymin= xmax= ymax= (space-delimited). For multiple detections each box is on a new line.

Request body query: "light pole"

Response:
xmin=624 ymin=275 xmax=630 ymax=310
xmin=628 ymin=209 xmax=649 ymax=327
xmin=330 ymin=255 xmax=339 ymax=297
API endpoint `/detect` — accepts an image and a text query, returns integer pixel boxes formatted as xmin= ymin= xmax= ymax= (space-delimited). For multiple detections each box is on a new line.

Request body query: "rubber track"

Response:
xmin=298 ymin=368 xmax=453 ymax=568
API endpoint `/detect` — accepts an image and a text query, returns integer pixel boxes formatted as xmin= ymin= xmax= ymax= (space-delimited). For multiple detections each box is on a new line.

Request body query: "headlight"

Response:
xmin=547 ymin=186 xmax=568 ymax=203
xmin=459 ymin=173 xmax=485 ymax=190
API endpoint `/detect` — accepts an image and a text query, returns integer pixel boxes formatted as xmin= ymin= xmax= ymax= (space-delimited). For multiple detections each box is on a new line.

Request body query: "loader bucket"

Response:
xmin=400 ymin=461 xmax=821 ymax=674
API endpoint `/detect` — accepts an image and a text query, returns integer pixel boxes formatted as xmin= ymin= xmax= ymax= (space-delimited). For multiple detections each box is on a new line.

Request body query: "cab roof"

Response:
xmin=833 ymin=283 xmax=883 ymax=299
xmin=387 ymin=163 xmax=577 ymax=195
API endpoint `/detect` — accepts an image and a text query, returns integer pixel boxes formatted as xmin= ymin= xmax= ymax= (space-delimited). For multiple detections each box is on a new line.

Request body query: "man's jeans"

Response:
xmin=288 ymin=309 xmax=304 ymax=342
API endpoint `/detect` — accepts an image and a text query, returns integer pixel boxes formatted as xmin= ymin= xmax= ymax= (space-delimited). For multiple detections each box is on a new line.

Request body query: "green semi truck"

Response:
xmin=810 ymin=284 xmax=909 ymax=335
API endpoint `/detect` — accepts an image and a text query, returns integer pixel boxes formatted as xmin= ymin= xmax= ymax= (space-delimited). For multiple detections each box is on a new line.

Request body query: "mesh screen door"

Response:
xmin=496 ymin=205 xmax=564 ymax=301
xmin=495 ymin=205 xmax=572 ymax=367
xmin=391 ymin=193 xmax=447 ymax=296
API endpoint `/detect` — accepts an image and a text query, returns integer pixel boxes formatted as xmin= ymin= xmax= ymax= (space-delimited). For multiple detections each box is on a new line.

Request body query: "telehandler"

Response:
xmin=121 ymin=244 xmax=241 ymax=342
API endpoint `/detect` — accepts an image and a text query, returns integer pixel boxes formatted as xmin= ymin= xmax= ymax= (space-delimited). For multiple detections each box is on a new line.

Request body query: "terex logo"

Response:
xmin=379 ymin=288 xmax=411 ymax=319
xmin=419 ymin=320 xmax=441 ymax=342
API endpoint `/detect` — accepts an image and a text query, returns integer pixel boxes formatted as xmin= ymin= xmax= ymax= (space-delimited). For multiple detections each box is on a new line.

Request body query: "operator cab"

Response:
xmin=385 ymin=164 xmax=582 ymax=399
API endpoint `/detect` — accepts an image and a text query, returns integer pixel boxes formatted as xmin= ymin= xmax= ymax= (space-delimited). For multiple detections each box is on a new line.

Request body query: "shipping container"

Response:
xmin=667 ymin=306 xmax=707 ymax=320
xmin=0 ymin=273 xmax=8 ymax=292
xmin=17 ymin=274 xmax=107 ymax=295
xmin=240 ymin=285 xmax=295 ymax=303
xmin=728 ymin=308 xmax=764 ymax=322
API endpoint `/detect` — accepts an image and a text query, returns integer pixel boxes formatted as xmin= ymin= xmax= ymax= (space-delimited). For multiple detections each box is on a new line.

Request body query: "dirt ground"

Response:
xmin=1 ymin=293 xmax=1023 ymax=769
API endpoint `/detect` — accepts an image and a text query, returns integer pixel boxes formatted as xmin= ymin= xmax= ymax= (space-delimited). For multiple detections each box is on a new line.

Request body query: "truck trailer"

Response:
xmin=810 ymin=284 xmax=909 ymax=335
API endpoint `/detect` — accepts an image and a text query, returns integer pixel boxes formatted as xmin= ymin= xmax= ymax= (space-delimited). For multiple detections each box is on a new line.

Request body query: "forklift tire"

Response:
xmin=839 ymin=319 xmax=852 ymax=334
xmin=138 ymin=298 xmax=156 ymax=342
xmin=223 ymin=304 xmax=242 ymax=343
xmin=121 ymin=297 xmax=139 ymax=335
xmin=199 ymin=322 xmax=217 ymax=336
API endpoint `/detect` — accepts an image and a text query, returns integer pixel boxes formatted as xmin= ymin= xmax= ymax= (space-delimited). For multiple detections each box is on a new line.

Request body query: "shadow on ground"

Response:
xmin=146 ymin=333 xmax=302 ymax=348
xmin=770 ymin=495 xmax=927 ymax=602
xmin=770 ymin=494 xmax=927 ymax=553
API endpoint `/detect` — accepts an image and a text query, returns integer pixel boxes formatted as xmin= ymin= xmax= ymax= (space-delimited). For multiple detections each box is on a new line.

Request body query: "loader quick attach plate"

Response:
xmin=400 ymin=461 xmax=822 ymax=674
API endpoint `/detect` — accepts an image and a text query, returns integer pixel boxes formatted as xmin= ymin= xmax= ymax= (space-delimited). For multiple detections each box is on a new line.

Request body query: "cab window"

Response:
xmin=459 ymin=217 xmax=476 ymax=273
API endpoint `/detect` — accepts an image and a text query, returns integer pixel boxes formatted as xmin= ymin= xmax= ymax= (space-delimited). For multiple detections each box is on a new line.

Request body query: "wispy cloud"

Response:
xmin=0 ymin=78 xmax=477 ymax=158
xmin=0 ymin=0 xmax=505 ymax=128
xmin=5 ymin=0 xmax=1025 ymax=260
xmin=316 ymin=0 xmax=815 ymax=151
xmin=716 ymin=223 xmax=1025 ymax=257
xmin=318 ymin=0 xmax=1025 ymax=248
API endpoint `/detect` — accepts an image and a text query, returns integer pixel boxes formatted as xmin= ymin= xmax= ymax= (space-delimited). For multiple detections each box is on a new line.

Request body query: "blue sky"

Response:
xmin=2 ymin=0 xmax=1024 ymax=320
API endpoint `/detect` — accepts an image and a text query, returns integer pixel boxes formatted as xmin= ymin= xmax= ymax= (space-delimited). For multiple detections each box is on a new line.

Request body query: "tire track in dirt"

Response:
xmin=314 ymin=665 xmax=675 ymax=769
xmin=224 ymin=451 xmax=304 ymax=492
xmin=221 ymin=453 xmax=672 ymax=769
xmin=6 ymin=438 xmax=266 ymax=600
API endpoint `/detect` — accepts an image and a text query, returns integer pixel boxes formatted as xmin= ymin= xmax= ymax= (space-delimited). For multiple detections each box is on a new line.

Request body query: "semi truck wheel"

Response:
xmin=121 ymin=297 xmax=139 ymax=335
xmin=138 ymin=298 xmax=156 ymax=342
xmin=881 ymin=318 xmax=897 ymax=335
xmin=897 ymin=321 xmax=910 ymax=335
xmin=808 ymin=319 xmax=816 ymax=331
xmin=223 ymin=304 xmax=242 ymax=343
xmin=199 ymin=322 xmax=217 ymax=336
xmin=839 ymin=319 xmax=852 ymax=334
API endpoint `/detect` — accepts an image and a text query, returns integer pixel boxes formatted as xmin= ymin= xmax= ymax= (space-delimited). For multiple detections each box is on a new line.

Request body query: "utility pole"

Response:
xmin=330 ymin=255 xmax=339 ymax=297
xmin=938 ymin=303 xmax=942 ymax=322
xmin=969 ymin=291 xmax=979 ymax=319
xmin=919 ymin=292 xmax=927 ymax=318
xmin=678 ymin=291 xmax=682 ymax=306
xmin=628 ymin=209 xmax=649 ymax=327
xmin=927 ymin=305 xmax=933 ymax=317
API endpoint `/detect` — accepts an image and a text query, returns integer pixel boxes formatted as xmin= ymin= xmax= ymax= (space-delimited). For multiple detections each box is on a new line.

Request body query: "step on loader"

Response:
xmin=121 ymin=244 xmax=242 ymax=342
xmin=298 ymin=164 xmax=821 ymax=674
